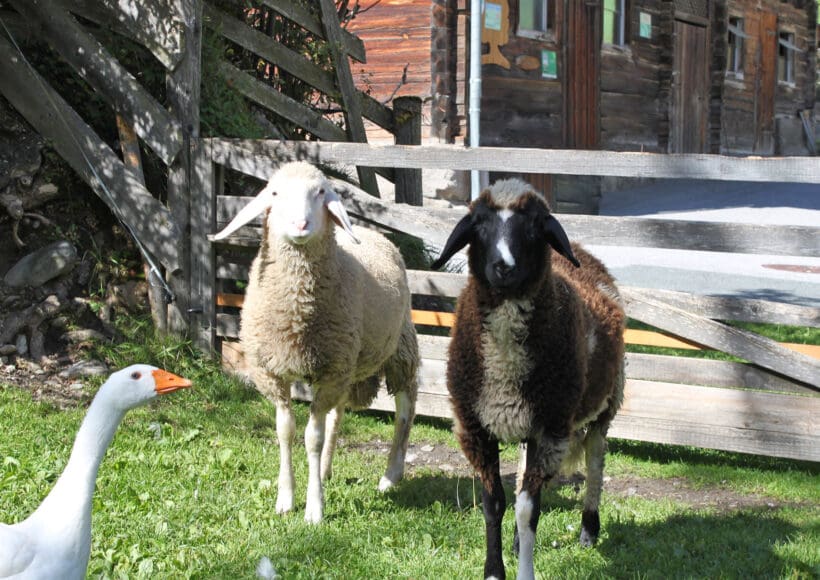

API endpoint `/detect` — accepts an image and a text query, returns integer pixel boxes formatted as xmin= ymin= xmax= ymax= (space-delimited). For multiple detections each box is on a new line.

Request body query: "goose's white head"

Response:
xmin=96 ymin=364 xmax=192 ymax=412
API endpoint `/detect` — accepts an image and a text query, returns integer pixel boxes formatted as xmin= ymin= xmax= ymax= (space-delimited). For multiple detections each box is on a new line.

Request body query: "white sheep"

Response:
xmin=431 ymin=178 xmax=625 ymax=580
xmin=213 ymin=162 xmax=419 ymax=524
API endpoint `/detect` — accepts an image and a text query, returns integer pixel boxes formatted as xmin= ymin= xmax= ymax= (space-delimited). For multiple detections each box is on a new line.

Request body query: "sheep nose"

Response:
xmin=294 ymin=220 xmax=308 ymax=232
xmin=493 ymin=261 xmax=512 ymax=278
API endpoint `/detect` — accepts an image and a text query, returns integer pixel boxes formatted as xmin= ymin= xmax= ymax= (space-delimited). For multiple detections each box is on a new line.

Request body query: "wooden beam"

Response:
xmin=217 ymin=61 xmax=348 ymax=142
xmin=624 ymin=293 xmax=820 ymax=387
xmin=8 ymin=0 xmax=183 ymax=165
xmin=0 ymin=34 xmax=181 ymax=271
xmin=165 ymin=0 xmax=202 ymax=333
xmin=116 ymin=115 xmax=167 ymax=333
xmin=622 ymin=287 xmax=820 ymax=328
xmin=203 ymin=4 xmax=392 ymax=131
xmin=68 ymin=0 xmax=185 ymax=70
xmin=317 ymin=0 xmax=378 ymax=196
xmin=207 ymin=138 xmax=820 ymax=183
xmin=258 ymin=0 xmax=366 ymax=63
xmin=211 ymin=172 xmax=818 ymax=258
xmin=190 ymin=138 xmax=217 ymax=351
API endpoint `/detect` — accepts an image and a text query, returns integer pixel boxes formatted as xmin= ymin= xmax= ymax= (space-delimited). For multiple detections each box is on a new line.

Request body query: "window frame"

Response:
xmin=777 ymin=31 xmax=798 ymax=85
xmin=603 ymin=0 xmax=628 ymax=47
xmin=517 ymin=0 xmax=553 ymax=39
xmin=725 ymin=16 xmax=746 ymax=79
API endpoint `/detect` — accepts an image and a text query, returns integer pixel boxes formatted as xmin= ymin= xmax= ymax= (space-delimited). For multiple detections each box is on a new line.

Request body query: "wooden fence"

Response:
xmin=193 ymin=139 xmax=820 ymax=462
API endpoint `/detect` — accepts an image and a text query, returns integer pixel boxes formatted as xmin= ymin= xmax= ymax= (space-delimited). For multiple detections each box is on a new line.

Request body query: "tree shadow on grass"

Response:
xmin=599 ymin=509 xmax=813 ymax=579
xmin=388 ymin=474 xmax=815 ymax=578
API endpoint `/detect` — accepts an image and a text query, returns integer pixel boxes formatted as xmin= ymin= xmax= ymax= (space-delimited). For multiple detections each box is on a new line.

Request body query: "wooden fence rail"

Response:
xmin=194 ymin=138 xmax=820 ymax=462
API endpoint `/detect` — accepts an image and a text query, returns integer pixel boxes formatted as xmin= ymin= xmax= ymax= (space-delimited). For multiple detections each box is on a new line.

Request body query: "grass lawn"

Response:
xmin=1 ymin=324 xmax=817 ymax=579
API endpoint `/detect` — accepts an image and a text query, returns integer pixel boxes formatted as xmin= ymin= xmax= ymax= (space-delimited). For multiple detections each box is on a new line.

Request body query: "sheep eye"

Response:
xmin=130 ymin=371 xmax=142 ymax=380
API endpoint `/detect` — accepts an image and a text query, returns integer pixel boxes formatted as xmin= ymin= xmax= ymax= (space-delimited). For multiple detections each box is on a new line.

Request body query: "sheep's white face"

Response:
xmin=266 ymin=172 xmax=330 ymax=245
xmin=212 ymin=162 xmax=360 ymax=246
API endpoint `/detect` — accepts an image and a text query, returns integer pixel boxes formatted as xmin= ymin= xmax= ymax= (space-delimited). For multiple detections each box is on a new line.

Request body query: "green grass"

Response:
xmin=0 ymin=320 xmax=817 ymax=579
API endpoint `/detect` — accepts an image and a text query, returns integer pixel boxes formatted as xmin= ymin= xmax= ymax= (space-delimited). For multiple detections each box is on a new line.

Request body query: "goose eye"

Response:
xmin=130 ymin=371 xmax=142 ymax=380
xmin=317 ymin=188 xmax=325 ymax=197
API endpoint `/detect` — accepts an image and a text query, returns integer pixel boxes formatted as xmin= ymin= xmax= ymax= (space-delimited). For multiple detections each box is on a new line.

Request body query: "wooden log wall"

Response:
xmin=600 ymin=0 xmax=665 ymax=152
xmin=716 ymin=0 xmax=815 ymax=155
xmin=346 ymin=0 xmax=437 ymax=143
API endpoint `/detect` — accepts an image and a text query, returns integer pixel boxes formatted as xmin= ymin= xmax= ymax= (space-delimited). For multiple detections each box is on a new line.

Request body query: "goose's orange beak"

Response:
xmin=152 ymin=369 xmax=193 ymax=395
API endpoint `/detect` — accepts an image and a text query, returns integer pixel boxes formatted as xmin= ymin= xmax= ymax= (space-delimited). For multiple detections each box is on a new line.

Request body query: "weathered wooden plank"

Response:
xmin=622 ymin=287 xmax=820 ymax=328
xmin=115 ymin=114 xmax=167 ymax=333
xmin=165 ymin=0 xmax=202 ymax=333
xmin=207 ymin=138 xmax=820 ymax=183
xmin=217 ymin=61 xmax=348 ymax=142
xmin=609 ymin=379 xmax=819 ymax=462
xmin=418 ymin=334 xmax=815 ymax=395
xmin=625 ymin=294 xmax=820 ymax=387
xmin=318 ymin=0 xmax=378 ymax=196
xmin=204 ymin=4 xmax=393 ymax=131
xmin=0 ymin=34 xmax=181 ymax=271
xmin=69 ymin=0 xmax=185 ymax=70
xmin=190 ymin=138 xmax=217 ymax=351
xmin=258 ymin=0 xmax=366 ymax=63
xmin=624 ymin=353 xmax=816 ymax=395
xmin=406 ymin=272 xmax=820 ymax=328
xmin=8 ymin=0 xmax=183 ymax=165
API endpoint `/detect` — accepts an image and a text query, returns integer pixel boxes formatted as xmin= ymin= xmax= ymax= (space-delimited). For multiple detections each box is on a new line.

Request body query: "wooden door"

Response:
xmin=755 ymin=11 xmax=777 ymax=153
xmin=564 ymin=0 xmax=601 ymax=149
xmin=670 ymin=19 xmax=709 ymax=153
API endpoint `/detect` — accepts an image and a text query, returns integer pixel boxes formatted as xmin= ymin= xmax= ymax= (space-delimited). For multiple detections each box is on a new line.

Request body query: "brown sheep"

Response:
xmin=431 ymin=178 xmax=625 ymax=580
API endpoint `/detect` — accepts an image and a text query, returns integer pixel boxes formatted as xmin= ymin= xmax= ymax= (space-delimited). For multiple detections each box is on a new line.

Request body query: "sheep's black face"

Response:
xmin=469 ymin=199 xmax=549 ymax=295
xmin=430 ymin=186 xmax=580 ymax=295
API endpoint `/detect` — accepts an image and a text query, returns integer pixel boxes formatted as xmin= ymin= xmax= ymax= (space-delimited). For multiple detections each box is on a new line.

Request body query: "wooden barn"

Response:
xmin=348 ymin=0 xmax=818 ymax=207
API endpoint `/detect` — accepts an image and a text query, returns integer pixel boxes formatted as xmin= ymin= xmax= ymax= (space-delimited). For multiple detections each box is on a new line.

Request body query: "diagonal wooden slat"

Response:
xmin=317 ymin=0 xmax=379 ymax=196
xmin=8 ymin=0 xmax=183 ymax=165
xmin=258 ymin=0 xmax=366 ymax=63
xmin=0 ymin=33 xmax=181 ymax=271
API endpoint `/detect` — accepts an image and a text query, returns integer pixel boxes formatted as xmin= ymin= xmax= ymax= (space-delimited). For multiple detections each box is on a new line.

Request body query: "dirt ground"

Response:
xmin=354 ymin=441 xmax=801 ymax=513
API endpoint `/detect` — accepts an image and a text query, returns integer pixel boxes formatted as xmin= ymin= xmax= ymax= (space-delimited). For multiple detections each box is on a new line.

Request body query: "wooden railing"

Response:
xmin=194 ymin=138 xmax=820 ymax=462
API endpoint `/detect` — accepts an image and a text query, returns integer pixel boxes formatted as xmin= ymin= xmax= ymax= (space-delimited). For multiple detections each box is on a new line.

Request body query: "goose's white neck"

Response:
xmin=27 ymin=393 xmax=125 ymax=556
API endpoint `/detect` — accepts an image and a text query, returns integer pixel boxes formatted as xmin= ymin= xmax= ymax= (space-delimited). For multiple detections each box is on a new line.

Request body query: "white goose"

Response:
xmin=0 ymin=364 xmax=191 ymax=580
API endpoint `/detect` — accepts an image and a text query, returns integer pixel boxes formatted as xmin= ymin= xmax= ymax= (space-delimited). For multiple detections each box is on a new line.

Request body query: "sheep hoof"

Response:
xmin=304 ymin=504 xmax=324 ymax=524
xmin=579 ymin=528 xmax=598 ymax=547
xmin=275 ymin=496 xmax=294 ymax=515
xmin=378 ymin=475 xmax=397 ymax=492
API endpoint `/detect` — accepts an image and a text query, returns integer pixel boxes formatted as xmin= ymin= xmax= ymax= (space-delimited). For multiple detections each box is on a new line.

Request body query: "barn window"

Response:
xmin=777 ymin=31 xmax=798 ymax=84
xmin=603 ymin=0 xmax=627 ymax=46
xmin=726 ymin=17 xmax=746 ymax=77
xmin=518 ymin=0 xmax=553 ymax=35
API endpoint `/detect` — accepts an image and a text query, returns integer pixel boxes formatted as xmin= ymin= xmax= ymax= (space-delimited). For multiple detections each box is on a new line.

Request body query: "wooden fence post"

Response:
xmin=165 ymin=0 xmax=202 ymax=335
xmin=393 ymin=96 xmax=423 ymax=206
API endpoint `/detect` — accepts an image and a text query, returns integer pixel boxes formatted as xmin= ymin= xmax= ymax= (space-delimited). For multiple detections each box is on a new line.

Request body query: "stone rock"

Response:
xmin=58 ymin=359 xmax=109 ymax=379
xmin=0 ymin=344 xmax=16 ymax=356
xmin=3 ymin=240 xmax=78 ymax=287
xmin=15 ymin=334 xmax=27 ymax=357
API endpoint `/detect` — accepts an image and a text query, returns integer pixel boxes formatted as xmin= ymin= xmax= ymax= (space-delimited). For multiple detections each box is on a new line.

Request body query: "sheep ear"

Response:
xmin=544 ymin=214 xmax=580 ymax=268
xmin=431 ymin=214 xmax=473 ymax=270
xmin=212 ymin=184 xmax=276 ymax=241
xmin=325 ymin=189 xmax=360 ymax=244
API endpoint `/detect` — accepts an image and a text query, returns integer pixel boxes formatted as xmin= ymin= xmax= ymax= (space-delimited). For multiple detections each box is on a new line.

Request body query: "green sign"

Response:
xmin=639 ymin=12 xmax=652 ymax=39
xmin=541 ymin=50 xmax=557 ymax=79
